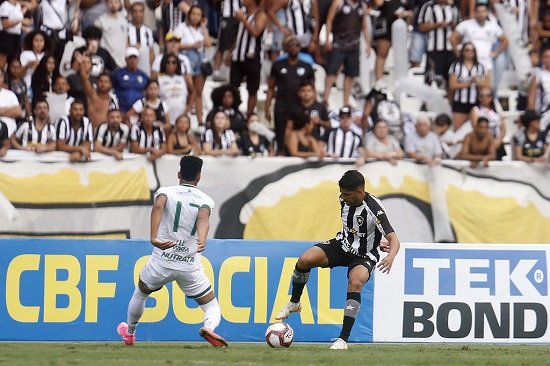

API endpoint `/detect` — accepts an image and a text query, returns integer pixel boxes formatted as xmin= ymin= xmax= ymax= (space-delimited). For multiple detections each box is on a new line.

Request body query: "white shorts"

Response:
xmin=139 ymin=257 xmax=212 ymax=299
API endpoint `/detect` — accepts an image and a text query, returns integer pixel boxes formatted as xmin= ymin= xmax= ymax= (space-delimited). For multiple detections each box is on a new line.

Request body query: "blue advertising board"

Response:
xmin=0 ymin=239 xmax=374 ymax=343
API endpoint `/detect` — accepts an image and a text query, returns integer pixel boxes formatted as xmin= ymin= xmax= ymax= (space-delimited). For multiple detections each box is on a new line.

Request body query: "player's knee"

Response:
xmin=347 ymin=278 xmax=365 ymax=292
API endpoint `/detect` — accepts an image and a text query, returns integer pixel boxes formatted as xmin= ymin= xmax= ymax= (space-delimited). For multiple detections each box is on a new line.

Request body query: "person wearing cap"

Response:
xmin=266 ymin=35 xmax=315 ymax=155
xmin=326 ymin=106 xmax=363 ymax=159
xmin=94 ymin=0 xmax=129 ymax=68
xmin=151 ymin=32 xmax=193 ymax=85
xmin=513 ymin=110 xmax=549 ymax=163
xmin=111 ymin=47 xmax=149 ymax=113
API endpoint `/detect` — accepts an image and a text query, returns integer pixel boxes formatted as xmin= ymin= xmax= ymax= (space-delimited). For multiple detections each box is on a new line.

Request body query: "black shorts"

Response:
xmin=315 ymin=238 xmax=376 ymax=277
xmin=230 ymin=58 xmax=261 ymax=94
xmin=217 ymin=17 xmax=239 ymax=52
xmin=0 ymin=32 xmax=21 ymax=58
xmin=452 ymin=101 xmax=476 ymax=114
xmin=326 ymin=48 xmax=360 ymax=77
xmin=427 ymin=51 xmax=456 ymax=82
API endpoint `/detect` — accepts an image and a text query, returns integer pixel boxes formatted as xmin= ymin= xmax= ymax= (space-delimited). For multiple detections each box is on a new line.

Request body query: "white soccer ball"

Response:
xmin=265 ymin=322 xmax=294 ymax=348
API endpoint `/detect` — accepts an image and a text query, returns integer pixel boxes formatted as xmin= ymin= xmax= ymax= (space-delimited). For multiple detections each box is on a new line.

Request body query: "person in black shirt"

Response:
xmin=205 ymin=84 xmax=246 ymax=137
xmin=0 ymin=121 xmax=9 ymax=157
xmin=74 ymin=26 xmax=118 ymax=79
xmin=296 ymin=80 xmax=331 ymax=145
xmin=266 ymin=35 xmax=315 ymax=155
xmin=240 ymin=113 xmax=273 ymax=156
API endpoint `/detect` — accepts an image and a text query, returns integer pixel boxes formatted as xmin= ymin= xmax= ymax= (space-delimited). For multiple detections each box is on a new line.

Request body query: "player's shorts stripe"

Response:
xmin=187 ymin=285 xmax=212 ymax=299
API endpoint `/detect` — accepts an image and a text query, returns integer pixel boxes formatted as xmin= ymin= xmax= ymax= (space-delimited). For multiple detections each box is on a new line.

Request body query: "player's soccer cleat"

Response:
xmin=117 ymin=322 xmax=135 ymax=346
xmin=199 ymin=327 xmax=229 ymax=347
xmin=275 ymin=301 xmax=302 ymax=320
xmin=330 ymin=338 xmax=348 ymax=350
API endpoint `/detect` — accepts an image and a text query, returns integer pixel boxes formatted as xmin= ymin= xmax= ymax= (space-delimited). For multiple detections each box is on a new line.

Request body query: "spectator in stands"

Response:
xmin=39 ymin=0 xmax=76 ymax=64
xmin=362 ymin=86 xmax=404 ymax=143
xmin=513 ymin=109 xmax=549 ymax=162
xmin=158 ymin=54 xmax=190 ymax=129
xmin=266 ymin=35 xmax=315 ymax=155
xmin=227 ymin=0 xmax=268 ymax=116
xmin=0 ymin=0 xmax=29 ymax=71
xmin=177 ymin=5 xmax=212 ymax=126
xmin=20 ymin=31 xmax=51 ymax=98
xmin=95 ymin=0 xmax=128 ymax=68
xmin=111 ymin=47 xmax=149 ymax=114
xmin=126 ymin=80 xmax=171 ymax=132
xmin=324 ymin=0 xmax=371 ymax=106
xmin=432 ymin=113 xmax=458 ymax=159
xmin=0 ymin=71 xmax=23 ymax=137
xmin=167 ymin=114 xmax=201 ymax=155
xmin=46 ymin=76 xmax=75 ymax=123
xmin=404 ymin=115 xmax=443 ymax=164
xmin=5 ymin=58 xmax=31 ymax=126
xmin=457 ymin=116 xmax=496 ymax=167
xmin=326 ymin=106 xmax=363 ymax=159
xmin=75 ymin=51 xmax=119 ymax=130
xmin=0 ymin=120 xmax=9 ymax=157
xmin=212 ymin=0 xmax=241 ymax=81
xmin=517 ymin=48 xmax=538 ymax=111
xmin=417 ymin=0 xmax=460 ymax=92
xmin=127 ymin=2 xmax=155 ymax=73
xmin=408 ymin=0 xmax=430 ymax=69
xmin=130 ymin=107 xmax=167 ymax=161
xmin=10 ymin=99 xmax=56 ymax=153
xmin=80 ymin=0 xmax=106 ymax=31
xmin=296 ymin=80 xmax=331 ymax=145
xmin=470 ymin=86 xmax=506 ymax=160
xmin=450 ymin=2 xmax=508 ymax=89
xmin=528 ymin=47 xmax=550 ymax=133
xmin=371 ymin=0 xmax=413 ymax=82
xmin=31 ymin=55 xmax=58 ymax=100
xmin=151 ymin=31 xmax=194 ymax=83
xmin=240 ymin=113 xmax=274 ymax=156
xmin=74 ymin=26 xmax=118 ymax=80
xmin=94 ymin=109 xmax=129 ymax=160
xmin=448 ymin=42 xmax=488 ymax=131
xmin=68 ymin=53 xmax=94 ymax=109
xmin=535 ymin=9 xmax=550 ymax=51
xmin=357 ymin=119 xmax=403 ymax=166
xmin=159 ymin=0 xmax=190 ymax=45
xmin=202 ymin=110 xmax=240 ymax=156
xmin=56 ymin=100 xmax=94 ymax=162
xmin=205 ymin=84 xmax=246 ymax=136
xmin=285 ymin=111 xmax=326 ymax=158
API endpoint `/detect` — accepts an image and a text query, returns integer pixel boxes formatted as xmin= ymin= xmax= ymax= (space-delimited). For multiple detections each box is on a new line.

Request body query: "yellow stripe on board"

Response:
xmin=0 ymin=168 xmax=150 ymax=204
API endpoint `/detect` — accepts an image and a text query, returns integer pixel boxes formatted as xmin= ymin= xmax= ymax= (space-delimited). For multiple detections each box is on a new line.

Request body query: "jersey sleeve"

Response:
xmin=201 ymin=194 xmax=215 ymax=212
xmin=368 ymin=194 xmax=394 ymax=236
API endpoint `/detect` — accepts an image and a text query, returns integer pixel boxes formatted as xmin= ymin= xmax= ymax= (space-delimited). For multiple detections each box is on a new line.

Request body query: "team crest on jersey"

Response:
xmin=297 ymin=67 xmax=305 ymax=76
xmin=358 ymin=7 xmax=364 ymax=16
xmin=342 ymin=5 xmax=351 ymax=14
xmin=281 ymin=68 xmax=288 ymax=74
xmin=356 ymin=216 xmax=364 ymax=226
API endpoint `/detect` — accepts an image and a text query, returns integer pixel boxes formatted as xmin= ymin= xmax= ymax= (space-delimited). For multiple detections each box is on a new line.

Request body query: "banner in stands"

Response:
xmin=0 ymin=238 xmax=372 ymax=342
xmin=1 ymin=153 xmax=550 ymax=243
xmin=373 ymin=243 xmax=550 ymax=343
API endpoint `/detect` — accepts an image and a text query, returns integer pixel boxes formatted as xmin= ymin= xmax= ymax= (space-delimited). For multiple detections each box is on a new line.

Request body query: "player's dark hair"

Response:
xmin=339 ymin=170 xmax=365 ymax=191
xmin=180 ymin=156 xmax=203 ymax=181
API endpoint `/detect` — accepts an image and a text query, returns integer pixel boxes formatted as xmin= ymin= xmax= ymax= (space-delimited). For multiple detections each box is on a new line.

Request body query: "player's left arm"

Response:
xmin=150 ymin=194 xmax=175 ymax=250
xmin=377 ymin=232 xmax=400 ymax=274
xmin=195 ymin=206 xmax=211 ymax=252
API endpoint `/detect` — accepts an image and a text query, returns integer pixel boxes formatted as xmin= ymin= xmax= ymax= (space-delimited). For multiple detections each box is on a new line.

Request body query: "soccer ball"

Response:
xmin=265 ymin=322 xmax=294 ymax=348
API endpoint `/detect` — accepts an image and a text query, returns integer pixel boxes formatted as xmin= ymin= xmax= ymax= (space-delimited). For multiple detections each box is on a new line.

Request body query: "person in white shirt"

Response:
xmin=95 ymin=0 xmax=129 ymax=68
xmin=404 ymin=114 xmax=443 ymax=164
xmin=0 ymin=0 xmax=30 ymax=70
xmin=0 ymin=72 xmax=23 ymax=137
xmin=117 ymin=155 xmax=229 ymax=348
xmin=450 ymin=2 xmax=508 ymax=88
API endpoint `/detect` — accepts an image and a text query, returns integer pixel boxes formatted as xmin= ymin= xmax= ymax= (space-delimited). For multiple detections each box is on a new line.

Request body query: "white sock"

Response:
xmin=126 ymin=287 xmax=149 ymax=335
xmin=200 ymin=298 xmax=221 ymax=331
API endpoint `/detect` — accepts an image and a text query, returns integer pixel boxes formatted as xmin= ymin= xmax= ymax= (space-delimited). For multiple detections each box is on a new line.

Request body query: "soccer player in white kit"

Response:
xmin=117 ymin=156 xmax=228 ymax=347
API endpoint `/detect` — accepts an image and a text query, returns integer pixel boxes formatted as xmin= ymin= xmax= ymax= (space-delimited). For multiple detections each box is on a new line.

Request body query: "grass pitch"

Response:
xmin=0 ymin=342 xmax=548 ymax=366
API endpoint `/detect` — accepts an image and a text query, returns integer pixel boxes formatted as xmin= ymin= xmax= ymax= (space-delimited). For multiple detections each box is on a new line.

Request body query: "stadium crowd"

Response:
xmin=0 ymin=0 xmax=549 ymax=165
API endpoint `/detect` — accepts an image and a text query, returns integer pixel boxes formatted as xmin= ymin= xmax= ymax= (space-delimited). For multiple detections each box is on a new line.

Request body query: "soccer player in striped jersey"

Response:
xmin=275 ymin=169 xmax=400 ymax=349
xmin=117 ymin=156 xmax=228 ymax=347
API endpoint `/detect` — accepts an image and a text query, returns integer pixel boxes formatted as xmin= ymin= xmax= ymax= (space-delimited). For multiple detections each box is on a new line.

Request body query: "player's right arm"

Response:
xmin=195 ymin=207 xmax=211 ymax=252
xmin=150 ymin=194 xmax=176 ymax=250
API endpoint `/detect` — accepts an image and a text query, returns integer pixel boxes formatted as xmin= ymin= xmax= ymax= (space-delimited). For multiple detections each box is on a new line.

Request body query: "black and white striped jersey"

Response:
xmin=449 ymin=61 xmax=485 ymax=104
xmin=221 ymin=0 xmax=241 ymax=17
xmin=418 ymin=1 xmax=460 ymax=52
xmin=94 ymin=122 xmax=130 ymax=149
xmin=326 ymin=127 xmax=362 ymax=158
xmin=232 ymin=9 xmax=264 ymax=61
xmin=55 ymin=116 xmax=93 ymax=146
xmin=286 ymin=0 xmax=312 ymax=37
xmin=130 ymin=123 xmax=166 ymax=150
xmin=335 ymin=193 xmax=394 ymax=262
xmin=127 ymin=23 xmax=155 ymax=48
xmin=15 ymin=120 xmax=56 ymax=147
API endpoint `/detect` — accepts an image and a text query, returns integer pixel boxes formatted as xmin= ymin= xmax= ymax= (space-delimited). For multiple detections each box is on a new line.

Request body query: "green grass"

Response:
xmin=0 ymin=343 xmax=548 ymax=366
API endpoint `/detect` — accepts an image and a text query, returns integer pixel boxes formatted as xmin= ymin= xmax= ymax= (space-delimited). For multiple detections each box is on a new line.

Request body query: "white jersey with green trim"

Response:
xmin=151 ymin=184 xmax=215 ymax=270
